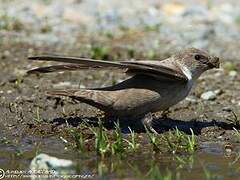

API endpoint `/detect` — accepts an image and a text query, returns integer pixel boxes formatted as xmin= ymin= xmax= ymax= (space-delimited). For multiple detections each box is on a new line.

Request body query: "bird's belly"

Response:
xmin=152 ymin=89 xmax=188 ymax=112
xmin=153 ymin=82 xmax=192 ymax=111
xmin=112 ymin=83 xmax=191 ymax=117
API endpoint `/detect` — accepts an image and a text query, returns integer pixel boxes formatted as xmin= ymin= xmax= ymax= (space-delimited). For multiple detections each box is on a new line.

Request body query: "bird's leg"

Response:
xmin=161 ymin=108 xmax=171 ymax=118
xmin=96 ymin=109 xmax=105 ymax=118
xmin=142 ymin=113 xmax=158 ymax=134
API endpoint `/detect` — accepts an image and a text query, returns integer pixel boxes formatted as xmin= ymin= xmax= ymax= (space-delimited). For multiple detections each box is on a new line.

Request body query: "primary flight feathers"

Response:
xmin=27 ymin=55 xmax=188 ymax=82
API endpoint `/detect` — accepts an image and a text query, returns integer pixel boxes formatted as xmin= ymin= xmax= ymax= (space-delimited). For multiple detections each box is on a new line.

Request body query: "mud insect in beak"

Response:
xmin=207 ymin=56 xmax=220 ymax=69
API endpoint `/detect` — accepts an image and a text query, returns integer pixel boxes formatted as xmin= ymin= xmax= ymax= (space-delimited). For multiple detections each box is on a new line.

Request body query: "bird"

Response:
xmin=27 ymin=48 xmax=219 ymax=130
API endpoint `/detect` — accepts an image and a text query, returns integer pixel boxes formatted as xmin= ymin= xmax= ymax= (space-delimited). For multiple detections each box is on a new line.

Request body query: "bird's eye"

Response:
xmin=194 ymin=55 xmax=201 ymax=60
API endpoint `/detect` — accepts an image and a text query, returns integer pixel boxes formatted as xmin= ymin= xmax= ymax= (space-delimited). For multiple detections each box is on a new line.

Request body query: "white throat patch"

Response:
xmin=181 ymin=64 xmax=192 ymax=81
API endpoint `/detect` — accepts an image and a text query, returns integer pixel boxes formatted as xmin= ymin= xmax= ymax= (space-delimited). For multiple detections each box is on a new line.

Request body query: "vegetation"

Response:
xmin=0 ymin=11 xmax=24 ymax=31
xmin=65 ymin=122 xmax=197 ymax=158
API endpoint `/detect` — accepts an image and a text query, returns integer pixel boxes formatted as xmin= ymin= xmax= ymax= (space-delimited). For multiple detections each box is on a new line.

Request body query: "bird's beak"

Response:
xmin=208 ymin=56 xmax=220 ymax=69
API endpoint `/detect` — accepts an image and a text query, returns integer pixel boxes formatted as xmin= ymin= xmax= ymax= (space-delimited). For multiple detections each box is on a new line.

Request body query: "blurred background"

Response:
xmin=1 ymin=0 xmax=240 ymax=59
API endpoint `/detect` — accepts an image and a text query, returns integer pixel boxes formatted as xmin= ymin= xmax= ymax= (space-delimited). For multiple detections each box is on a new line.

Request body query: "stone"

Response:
xmin=30 ymin=153 xmax=75 ymax=180
xmin=201 ymin=91 xmax=217 ymax=100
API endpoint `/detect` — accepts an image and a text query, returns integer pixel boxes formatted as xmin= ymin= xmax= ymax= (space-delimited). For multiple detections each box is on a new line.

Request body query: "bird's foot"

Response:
xmin=161 ymin=108 xmax=171 ymax=118
xmin=142 ymin=113 xmax=158 ymax=134
xmin=96 ymin=110 xmax=106 ymax=118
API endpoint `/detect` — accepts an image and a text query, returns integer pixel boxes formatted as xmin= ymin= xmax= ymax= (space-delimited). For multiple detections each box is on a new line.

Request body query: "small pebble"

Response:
xmin=7 ymin=90 xmax=13 ymax=94
xmin=222 ymin=106 xmax=232 ymax=112
xmin=214 ymin=89 xmax=222 ymax=95
xmin=53 ymin=82 xmax=84 ymax=89
xmin=201 ymin=91 xmax=217 ymax=100
xmin=228 ymin=70 xmax=237 ymax=78
xmin=185 ymin=96 xmax=198 ymax=103
xmin=30 ymin=153 xmax=74 ymax=174
xmin=3 ymin=50 xmax=10 ymax=57
xmin=53 ymin=82 xmax=72 ymax=89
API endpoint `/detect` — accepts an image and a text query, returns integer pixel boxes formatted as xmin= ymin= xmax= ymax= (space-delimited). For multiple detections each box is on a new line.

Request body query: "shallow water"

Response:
xmin=0 ymin=134 xmax=239 ymax=179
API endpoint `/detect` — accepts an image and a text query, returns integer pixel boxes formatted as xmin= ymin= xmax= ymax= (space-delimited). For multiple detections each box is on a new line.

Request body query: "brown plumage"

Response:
xmin=27 ymin=48 xmax=220 ymax=119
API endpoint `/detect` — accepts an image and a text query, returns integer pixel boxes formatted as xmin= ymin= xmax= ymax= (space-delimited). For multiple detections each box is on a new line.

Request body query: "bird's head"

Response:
xmin=174 ymin=48 xmax=220 ymax=81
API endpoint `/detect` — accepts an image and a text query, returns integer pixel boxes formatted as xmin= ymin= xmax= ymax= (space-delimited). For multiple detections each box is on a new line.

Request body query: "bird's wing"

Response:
xmin=120 ymin=61 xmax=187 ymax=82
xmin=27 ymin=64 xmax=123 ymax=74
xmin=27 ymin=55 xmax=188 ymax=82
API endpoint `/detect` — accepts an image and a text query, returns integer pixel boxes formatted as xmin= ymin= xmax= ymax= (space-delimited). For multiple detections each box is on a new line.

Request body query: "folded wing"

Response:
xmin=27 ymin=55 xmax=187 ymax=82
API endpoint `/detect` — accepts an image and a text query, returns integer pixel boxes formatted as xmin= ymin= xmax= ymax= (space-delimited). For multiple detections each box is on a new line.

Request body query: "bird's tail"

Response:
xmin=46 ymin=89 xmax=115 ymax=113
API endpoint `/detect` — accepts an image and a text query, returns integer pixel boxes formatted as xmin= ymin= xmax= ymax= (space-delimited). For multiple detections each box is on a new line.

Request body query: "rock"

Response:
xmin=185 ymin=95 xmax=198 ymax=103
xmin=14 ymin=69 xmax=26 ymax=77
xmin=201 ymin=91 xmax=217 ymax=100
xmin=3 ymin=50 xmax=10 ymax=57
xmin=30 ymin=153 xmax=75 ymax=180
xmin=222 ymin=106 xmax=232 ymax=112
xmin=162 ymin=3 xmax=185 ymax=15
xmin=52 ymin=82 xmax=72 ymax=89
xmin=228 ymin=70 xmax=237 ymax=78
xmin=214 ymin=89 xmax=222 ymax=95
xmin=7 ymin=90 xmax=12 ymax=94
xmin=181 ymin=6 xmax=208 ymax=17
xmin=201 ymin=89 xmax=222 ymax=101
xmin=52 ymin=82 xmax=84 ymax=89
